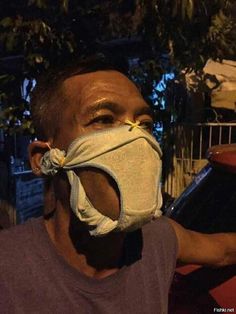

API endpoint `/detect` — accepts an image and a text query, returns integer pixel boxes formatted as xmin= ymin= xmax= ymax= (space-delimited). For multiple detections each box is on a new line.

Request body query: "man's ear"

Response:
xmin=28 ymin=141 xmax=51 ymax=176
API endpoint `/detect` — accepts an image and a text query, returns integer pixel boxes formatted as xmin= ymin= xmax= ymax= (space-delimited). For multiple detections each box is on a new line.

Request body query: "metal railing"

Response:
xmin=163 ymin=123 xmax=236 ymax=198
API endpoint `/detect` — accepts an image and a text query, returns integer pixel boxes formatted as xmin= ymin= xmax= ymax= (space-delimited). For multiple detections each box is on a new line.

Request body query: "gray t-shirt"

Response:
xmin=0 ymin=216 xmax=177 ymax=314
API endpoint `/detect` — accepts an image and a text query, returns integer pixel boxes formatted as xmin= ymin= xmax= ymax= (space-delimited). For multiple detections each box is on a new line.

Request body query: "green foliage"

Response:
xmin=0 ymin=0 xmax=235 ymax=134
xmin=139 ymin=0 xmax=235 ymax=70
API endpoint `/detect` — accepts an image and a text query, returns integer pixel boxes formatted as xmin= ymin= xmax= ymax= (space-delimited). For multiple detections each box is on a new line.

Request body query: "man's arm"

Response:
xmin=168 ymin=218 xmax=236 ymax=267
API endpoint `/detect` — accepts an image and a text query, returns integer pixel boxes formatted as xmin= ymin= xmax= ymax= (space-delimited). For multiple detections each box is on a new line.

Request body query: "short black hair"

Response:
xmin=30 ymin=53 xmax=129 ymax=140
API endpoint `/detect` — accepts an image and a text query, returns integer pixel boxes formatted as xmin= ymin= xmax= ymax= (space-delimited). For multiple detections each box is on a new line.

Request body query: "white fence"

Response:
xmin=163 ymin=123 xmax=236 ymax=198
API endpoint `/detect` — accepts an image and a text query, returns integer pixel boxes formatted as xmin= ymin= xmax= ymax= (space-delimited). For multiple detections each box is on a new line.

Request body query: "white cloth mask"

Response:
xmin=40 ymin=124 xmax=163 ymax=236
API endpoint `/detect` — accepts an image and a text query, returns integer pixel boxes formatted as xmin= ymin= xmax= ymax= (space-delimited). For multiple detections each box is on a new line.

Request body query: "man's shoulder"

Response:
xmin=142 ymin=216 xmax=178 ymax=254
xmin=0 ymin=217 xmax=42 ymax=265
xmin=0 ymin=217 xmax=40 ymax=239
xmin=141 ymin=216 xmax=178 ymax=272
xmin=143 ymin=216 xmax=176 ymax=237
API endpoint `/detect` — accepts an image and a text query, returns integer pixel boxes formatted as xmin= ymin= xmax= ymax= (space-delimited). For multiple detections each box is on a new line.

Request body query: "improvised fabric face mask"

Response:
xmin=40 ymin=123 xmax=163 ymax=236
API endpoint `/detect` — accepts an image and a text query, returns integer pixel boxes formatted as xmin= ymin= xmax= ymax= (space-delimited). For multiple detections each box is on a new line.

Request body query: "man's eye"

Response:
xmin=91 ymin=115 xmax=115 ymax=125
xmin=140 ymin=121 xmax=154 ymax=131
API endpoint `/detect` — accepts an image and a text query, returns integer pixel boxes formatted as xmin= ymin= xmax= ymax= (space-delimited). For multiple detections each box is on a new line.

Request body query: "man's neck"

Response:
xmin=44 ymin=204 xmax=126 ymax=279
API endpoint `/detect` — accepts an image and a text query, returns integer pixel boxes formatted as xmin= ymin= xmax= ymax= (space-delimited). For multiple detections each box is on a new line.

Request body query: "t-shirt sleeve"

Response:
xmin=144 ymin=216 xmax=178 ymax=291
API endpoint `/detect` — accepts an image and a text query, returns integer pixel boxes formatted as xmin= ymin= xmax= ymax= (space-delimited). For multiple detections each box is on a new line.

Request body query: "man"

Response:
xmin=0 ymin=55 xmax=235 ymax=313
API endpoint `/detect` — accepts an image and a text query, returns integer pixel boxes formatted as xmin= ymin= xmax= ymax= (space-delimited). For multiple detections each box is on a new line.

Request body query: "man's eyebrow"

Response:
xmin=84 ymin=101 xmax=125 ymax=116
xmin=83 ymin=100 xmax=154 ymax=120
xmin=135 ymin=106 xmax=154 ymax=120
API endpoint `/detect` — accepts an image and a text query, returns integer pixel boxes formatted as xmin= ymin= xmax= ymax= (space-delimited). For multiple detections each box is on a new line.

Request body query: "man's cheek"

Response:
xmin=76 ymin=167 xmax=121 ymax=220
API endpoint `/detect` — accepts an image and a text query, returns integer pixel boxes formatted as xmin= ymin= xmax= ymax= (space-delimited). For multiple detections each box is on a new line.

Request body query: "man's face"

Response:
xmin=54 ymin=70 xmax=154 ymax=148
xmin=53 ymin=70 xmax=154 ymax=220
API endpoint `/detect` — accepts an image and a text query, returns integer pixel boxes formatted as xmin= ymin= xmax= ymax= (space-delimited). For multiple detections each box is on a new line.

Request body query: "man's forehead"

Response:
xmin=63 ymin=70 xmax=141 ymax=99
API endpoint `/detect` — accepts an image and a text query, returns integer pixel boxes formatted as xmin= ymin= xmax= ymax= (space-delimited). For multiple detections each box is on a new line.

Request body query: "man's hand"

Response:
xmin=168 ymin=218 xmax=236 ymax=267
